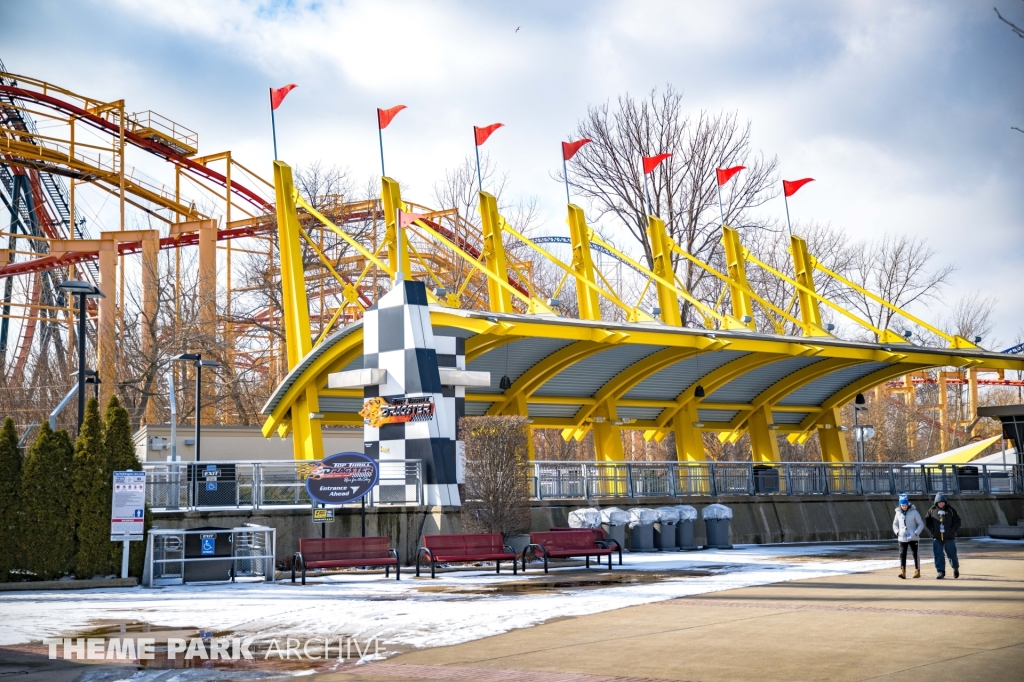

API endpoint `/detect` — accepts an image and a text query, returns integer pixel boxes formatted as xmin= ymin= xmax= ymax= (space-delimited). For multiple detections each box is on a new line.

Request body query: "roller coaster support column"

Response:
xmin=142 ymin=230 xmax=161 ymax=424
xmin=721 ymin=226 xmax=755 ymax=331
xmin=647 ymin=216 xmax=681 ymax=326
xmin=479 ymin=192 xmax=515 ymax=314
xmin=197 ymin=220 xmax=217 ymax=423
xmin=566 ymin=205 xmax=601 ymax=321
xmin=381 ymin=177 xmax=411 ymax=281
xmin=748 ymin=404 xmax=781 ymax=463
xmin=816 ymin=407 xmax=851 ymax=462
xmin=673 ymin=401 xmax=705 ymax=461
xmin=790 ymin=235 xmax=831 ymax=336
xmin=273 ymin=161 xmax=323 ymax=460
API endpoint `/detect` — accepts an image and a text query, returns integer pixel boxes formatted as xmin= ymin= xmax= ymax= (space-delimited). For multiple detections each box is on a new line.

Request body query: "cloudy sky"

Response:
xmin=3 ymin=0 xmax=1022 ymax=346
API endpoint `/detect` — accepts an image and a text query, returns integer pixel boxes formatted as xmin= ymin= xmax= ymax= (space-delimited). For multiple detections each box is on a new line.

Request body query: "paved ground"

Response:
xmin=326 ymin=541 xmax=1024 ymax=682
xmin=1 ymin=541 xmax=1020 ymax=681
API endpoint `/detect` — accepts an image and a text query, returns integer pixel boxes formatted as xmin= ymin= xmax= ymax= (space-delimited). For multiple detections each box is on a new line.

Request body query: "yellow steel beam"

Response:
xmin=816 ymin=407 xmax=850 ymax=462
xmin=790 ymin=235 xmax=830 ymax=336
xmin=721 ymin=226 xmax=755 ymax=330
xmin=478 ymin=192 xmax=515 ymax=314
xmin=381 ymin=177 xmax=411 ymax=280
xmin=647 ymin=216 xmax=682 ymax=326
xmin=567 ymin=204 xmax=603 ymax=321
xmin=748 ymin=404 xmax=781 ymax=462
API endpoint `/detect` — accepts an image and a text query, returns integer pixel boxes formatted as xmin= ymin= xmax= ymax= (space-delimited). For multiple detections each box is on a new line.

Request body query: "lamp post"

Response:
xmin=853 ymin=393 xmax=873 ymax=462
xmin=57 ymin=280 xmax=104 ymax=434
xmin=172 ymin=353 xmax=220 ymax=462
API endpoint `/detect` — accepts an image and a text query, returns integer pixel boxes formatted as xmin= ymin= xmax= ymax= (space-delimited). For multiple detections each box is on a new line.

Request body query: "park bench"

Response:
xmin=523 ymin=529 xmax=616 ymax=573
xmin=291 ymin=536 xmax=399 ymax=584
xmin=548 ymin=527 xmax=622 ymax=565
xmin=415 ymin=533 xmax=518 ymax=578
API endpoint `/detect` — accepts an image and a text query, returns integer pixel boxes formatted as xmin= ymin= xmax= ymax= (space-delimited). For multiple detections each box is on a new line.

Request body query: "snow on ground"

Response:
xmin=0 ymin=544 xmax=897 ymax=650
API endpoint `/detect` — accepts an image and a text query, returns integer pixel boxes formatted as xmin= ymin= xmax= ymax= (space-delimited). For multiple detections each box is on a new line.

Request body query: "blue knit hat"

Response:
xmin=898 ymin=494 xmax=909 ymax=506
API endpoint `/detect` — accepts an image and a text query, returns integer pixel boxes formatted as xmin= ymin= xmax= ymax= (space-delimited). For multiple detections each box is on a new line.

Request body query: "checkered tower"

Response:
xmin=361 ymin=280 xmax=460 ymax=506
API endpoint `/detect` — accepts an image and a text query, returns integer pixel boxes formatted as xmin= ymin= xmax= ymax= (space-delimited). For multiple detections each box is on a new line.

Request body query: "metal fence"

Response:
xmin=143 ymin=524 xmax=275 ymax=587
xmin=531 ymin=461 xmax=1024 ymax=500
xmin=142 ymin=459 xmax=423 ymax=511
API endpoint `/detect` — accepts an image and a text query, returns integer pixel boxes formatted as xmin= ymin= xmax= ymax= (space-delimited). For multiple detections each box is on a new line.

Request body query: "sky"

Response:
xmin=2 ymin=0 xmax=1022 ymax=347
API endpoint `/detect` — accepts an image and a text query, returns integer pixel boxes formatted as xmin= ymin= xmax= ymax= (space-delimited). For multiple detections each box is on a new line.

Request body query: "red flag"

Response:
xmin=474 ymin=123 xmax=504 ymax=146
xmin=716 ymin=166 xmax=745 ymax=186
xmin=270 ymin=84 xmax=297 ymax=110
xmin=642 ymin=153 xmax=672 ymax=174
xmin=562 ymin=138 xmax=592 ymax=161
xmin=399 ymin=210 xmax=427 ymax=228
xmin=783 ymin=178 xmax=814 ymax=197
xmin=377 ymin=105 xmax=406 ymax=130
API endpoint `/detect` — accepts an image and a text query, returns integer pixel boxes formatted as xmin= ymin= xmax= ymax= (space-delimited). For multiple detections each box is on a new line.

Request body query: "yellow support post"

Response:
xmin=273 ymin=160 xmax=323 ymax=460
xmin=748 ymin=404 xmax=781 ymax=462
xmin=647 ymin=216 xmax=682 ymax=326
xmin=721 ymin=226 xmax=755 ymax=330
xmin=673 ymin=401 xmax=705 ymax=461
xmin=478 ymin=191 xmax=515 ymax=313
xmin=381 ymin=176 xmax=411 ymax=281
xmin=817 ymin=407 xmax=850 ymax=462
xmin=790 ymin=235 xmax=831 ymax=336
xmin=566 ymin=204 xmax=602 ymax=321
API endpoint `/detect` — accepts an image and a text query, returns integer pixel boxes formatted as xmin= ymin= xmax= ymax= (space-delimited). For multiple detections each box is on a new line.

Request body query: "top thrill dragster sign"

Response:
xmin=360 ymin=396 xmax=435 ymax=428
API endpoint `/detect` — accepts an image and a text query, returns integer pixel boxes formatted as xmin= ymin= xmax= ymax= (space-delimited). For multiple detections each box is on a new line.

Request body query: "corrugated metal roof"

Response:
xmin=467 ymin=337 xmax=575 ymax=391
xmin=622 ymin=350 xmax=749 ymax=401
xmin=532 ymin=344 xmax=663 ymax=398
xmin=527 ymin=403 xmax=583 ymax=418
xmin=465 ymin=401 xmax=493 ymax=416
xmin=705 ymin=356 xmax=825 ymax=404
xmin=771 ymin=411 xmax=809 ymax=424
xmin=617 ymin=406 xmax=663 ymax=421
xmin=698 ymin=409 xmax=739 ymax=422
xmin=319 ymin=397 xmax=364 ymax=413
xmin=777 ymin=361 xmax=889 ymax=406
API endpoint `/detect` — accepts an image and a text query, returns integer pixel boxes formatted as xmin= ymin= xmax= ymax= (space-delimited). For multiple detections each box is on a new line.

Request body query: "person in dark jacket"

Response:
xmin=924 ymin=492 xmax=961 ymax=579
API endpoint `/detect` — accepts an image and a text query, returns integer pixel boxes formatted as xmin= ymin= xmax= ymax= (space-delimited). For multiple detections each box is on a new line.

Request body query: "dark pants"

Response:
xmin=932 ymin=538 xmax=959 ymax=573
xmin=899 ymin=541 xmax=919 ymax=569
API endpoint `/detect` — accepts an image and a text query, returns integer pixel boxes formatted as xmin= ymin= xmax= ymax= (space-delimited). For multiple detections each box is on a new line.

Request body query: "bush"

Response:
xmin=20 ymin=423 xmax=75 ymax=580
xmin=72 ymin=398 xmax=114 ymax=578
xmin=102 ymin=396 xmax=150 ymax=578
xmin=0 ymin=418 xmax=22 ymax=581
xmin=460 ymin=416 xmax=532 ymax=542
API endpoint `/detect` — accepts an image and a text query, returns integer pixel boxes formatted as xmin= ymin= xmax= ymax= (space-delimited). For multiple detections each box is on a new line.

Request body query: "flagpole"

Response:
xmin=784 ymin=191 xmax=793 ymax=236
xmin=395 ymin=208 xmax=403 ymax=284
xmin=717 ymin=182 xmax=725 ymax=227
xmin=643 ymin=166 xmax=652 ymax=216
xmin=474 ymin=130 xmax=483 ymax=194
xmin=270 ymin=88 xmax=278 ymax=161
xmin=378 ymin=116 xmax=386 ymax=177
xmin=563 ymin=156 xmax=570 ymax=205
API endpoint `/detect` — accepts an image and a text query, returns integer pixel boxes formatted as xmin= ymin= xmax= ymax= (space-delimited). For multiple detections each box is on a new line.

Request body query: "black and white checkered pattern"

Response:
xmin=362 ymin=280 xmax=461 ymax=506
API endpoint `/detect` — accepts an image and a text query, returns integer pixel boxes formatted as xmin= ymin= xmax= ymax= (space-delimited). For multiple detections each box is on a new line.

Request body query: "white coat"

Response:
xmin=893 ymin=504 xmax=925 ymax=542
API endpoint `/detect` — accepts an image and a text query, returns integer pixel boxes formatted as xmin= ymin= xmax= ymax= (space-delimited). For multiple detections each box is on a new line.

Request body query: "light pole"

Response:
xmin=853 ymin=393 xmax=872 ymax=462
xmin=173 ymin=353 xmax=220 ymax=462
xmin=57 ymin=280 xmax=104 ymax=434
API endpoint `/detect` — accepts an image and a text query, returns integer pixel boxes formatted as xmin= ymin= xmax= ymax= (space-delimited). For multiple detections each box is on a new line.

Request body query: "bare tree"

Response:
xmin=565 ymin=87 xmax=779 ymax=325
xmin=460 ymin=416 xmax=532 ymax=541
xmin=995 ymin=3 xmax=1024 ymax=133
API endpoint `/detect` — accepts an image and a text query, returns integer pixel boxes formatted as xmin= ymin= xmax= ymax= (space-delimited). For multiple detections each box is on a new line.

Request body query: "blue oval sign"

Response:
xmin=305 ymin=452 xmax=379 ymax=505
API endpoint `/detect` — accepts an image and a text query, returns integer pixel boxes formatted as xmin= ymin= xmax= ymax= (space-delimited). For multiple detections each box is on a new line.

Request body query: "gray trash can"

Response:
xmin=599 ymin=506 xmax=629 ymax=550
xmin=601 ymin=523 xmax=626 ymax=548
xmin=674 ymin=505 xmax=698 ymax=550
xmin=654 ymin=523 xmax=677 ymax=550
xmin=628 ymin=508 xmax=658 ymax=552
xmin=702 ymin=504 xmax=733 ymax=549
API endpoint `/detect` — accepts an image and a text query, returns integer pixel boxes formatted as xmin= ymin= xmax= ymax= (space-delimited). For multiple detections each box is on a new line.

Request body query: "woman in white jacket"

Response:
xmin=893 ymin=493 xmax=926 ymax=579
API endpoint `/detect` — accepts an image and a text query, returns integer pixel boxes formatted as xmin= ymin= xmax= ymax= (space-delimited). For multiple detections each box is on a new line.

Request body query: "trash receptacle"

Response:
xmin=752 ymin=465 xmax=779 ymax=494
xmin=674 ymin=505 xmax=698 ymax=550
xmin=628 ymin=508 xmax=658 ymax=552
xmin=568 ymin=508 xmax=602 ymax=529
xmin=956 ymin=465 xmax=980 ymax=492
xmin=654 ymin=507 xmax=680 ymax=550
xmin=183 ymin=526 xmax=233 ymax=582
xmin=702 ymin=504 xmax=733 ymax=549
xmin=599 ymin=507 xmax=629 ymax=549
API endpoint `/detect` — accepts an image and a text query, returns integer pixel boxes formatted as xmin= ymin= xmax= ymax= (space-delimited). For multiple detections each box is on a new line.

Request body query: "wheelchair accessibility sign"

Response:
xmin=200 ymin=534 xmax=216 ymax=556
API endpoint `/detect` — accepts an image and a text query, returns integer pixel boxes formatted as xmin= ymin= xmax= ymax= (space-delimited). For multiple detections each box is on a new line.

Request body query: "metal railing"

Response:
xmin=530 ymin=461 xmax=1024 ymax=500
xmin=142 ymin=524 xmax=275 ymax=587
xmin=142 ymin=459 xmax=423 ymax=511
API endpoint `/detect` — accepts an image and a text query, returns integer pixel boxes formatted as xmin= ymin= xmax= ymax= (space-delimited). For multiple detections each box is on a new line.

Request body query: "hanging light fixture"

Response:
xmin=694 ymin=384 xmax=705 ymax=398
xmin=499 ymin=375 xmax=512 ymax=390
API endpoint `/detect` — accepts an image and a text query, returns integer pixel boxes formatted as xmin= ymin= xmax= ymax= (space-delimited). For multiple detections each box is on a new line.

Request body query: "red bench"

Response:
xmin=416 ymin=533 xmax=517 ymax=578
xmin=548 ymin=527 xmax=622 ymax=565
xmin=291 ymin=537 xmax=399 ymax=584
xmin=524 ymin=530 xmax=616 ymax=573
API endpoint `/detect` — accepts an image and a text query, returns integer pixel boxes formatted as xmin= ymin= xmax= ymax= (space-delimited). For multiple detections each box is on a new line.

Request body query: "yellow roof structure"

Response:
xmin=913 ymin=436 xmax=1001 ymax=465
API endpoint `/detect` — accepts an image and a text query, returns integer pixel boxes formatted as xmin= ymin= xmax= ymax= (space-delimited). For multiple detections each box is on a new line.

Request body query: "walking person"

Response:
xmin=924 ymin=492 xmax=961 ymax=579
xmin=892 ymin=493 xmax=925 ymax=579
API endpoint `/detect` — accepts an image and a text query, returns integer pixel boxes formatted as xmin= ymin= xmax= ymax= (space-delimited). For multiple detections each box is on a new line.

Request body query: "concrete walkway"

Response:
xmin=330 ymin=541 xmax=1024 ymax=682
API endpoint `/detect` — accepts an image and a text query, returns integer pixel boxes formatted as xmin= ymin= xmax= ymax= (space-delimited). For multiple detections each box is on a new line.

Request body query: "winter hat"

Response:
xmin=934 ymin=492 xmax=947 ymax=504
xmin=898 ymin=494 xmax=909 ymax=506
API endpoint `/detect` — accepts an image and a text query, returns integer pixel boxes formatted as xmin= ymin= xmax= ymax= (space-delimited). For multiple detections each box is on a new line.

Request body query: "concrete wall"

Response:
xmin=532 ymin=494 xmax=1024 ymax=547
xmin=152 ymin=494 xmax=1023 ymax=566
